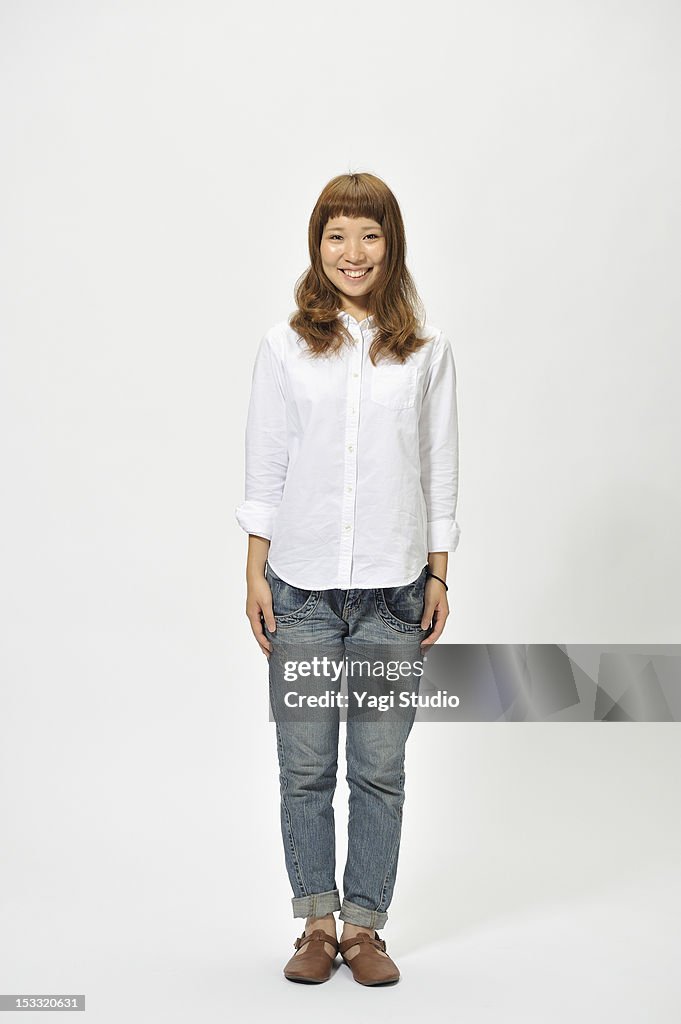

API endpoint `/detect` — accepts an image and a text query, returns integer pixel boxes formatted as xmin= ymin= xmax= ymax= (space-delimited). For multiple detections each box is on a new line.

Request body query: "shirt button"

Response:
xmin=344 ymin=524 xmax=351 ymax=531
xmin=353 ymin=372 xmax=359 ymax=378
xmin=348 ymin=444 xmax=354 ymax=451
xmin=346 ymin=485 xmax=353 ymax=492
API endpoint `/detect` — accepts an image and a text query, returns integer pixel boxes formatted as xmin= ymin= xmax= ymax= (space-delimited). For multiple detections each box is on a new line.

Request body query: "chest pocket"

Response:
xmin=370 ymin=364 xmax=419 ymax=410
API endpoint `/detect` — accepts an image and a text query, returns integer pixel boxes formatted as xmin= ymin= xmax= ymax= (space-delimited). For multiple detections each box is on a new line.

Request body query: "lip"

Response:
xmin=339 ymin=267 xmax=372 ymax=282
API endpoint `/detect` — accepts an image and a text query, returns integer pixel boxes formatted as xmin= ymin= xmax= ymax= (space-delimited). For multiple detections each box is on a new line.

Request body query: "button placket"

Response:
xmin=338 ymin=323 xmax=363 ymax=588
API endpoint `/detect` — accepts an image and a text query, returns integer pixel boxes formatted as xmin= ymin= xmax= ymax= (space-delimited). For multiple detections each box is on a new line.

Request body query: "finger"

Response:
xmin=247 ymin=603 xmax=276 ymax=635
xmin=420 ymin=603 xmax=437 ymax=630
xmin=260 ymin=604 xmax=276 ymax=634
xmin=421 ymin=610 xmax=448 ymax=647
xmin=249 ymin=614 xmax=273 ymax=654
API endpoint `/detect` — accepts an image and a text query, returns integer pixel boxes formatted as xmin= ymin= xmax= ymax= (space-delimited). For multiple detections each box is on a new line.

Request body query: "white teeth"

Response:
xmin=341 ymin=268 xmax=370 ymax=278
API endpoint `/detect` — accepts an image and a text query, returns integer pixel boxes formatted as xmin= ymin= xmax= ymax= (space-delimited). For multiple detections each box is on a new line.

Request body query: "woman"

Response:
xmin=236 ymin=171 xmax=461 ymax=985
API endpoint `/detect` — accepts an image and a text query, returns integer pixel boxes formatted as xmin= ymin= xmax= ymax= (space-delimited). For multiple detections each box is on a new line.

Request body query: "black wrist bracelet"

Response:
xmin=426 ymin=570 xmax=448 ymax=591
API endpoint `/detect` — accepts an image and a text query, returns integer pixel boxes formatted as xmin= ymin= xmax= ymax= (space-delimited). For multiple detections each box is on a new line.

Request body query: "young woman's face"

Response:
xmin=320 ymin=215 xmax=386 ymax=306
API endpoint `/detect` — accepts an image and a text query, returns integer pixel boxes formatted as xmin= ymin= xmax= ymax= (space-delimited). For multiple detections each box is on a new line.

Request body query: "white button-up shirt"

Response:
xmin=235 ymin=311 xmax=461 ymax=590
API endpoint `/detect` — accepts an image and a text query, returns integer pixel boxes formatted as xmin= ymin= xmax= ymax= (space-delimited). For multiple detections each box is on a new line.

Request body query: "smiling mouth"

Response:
xmin=339 ymin=268 xmax=372 ymax=279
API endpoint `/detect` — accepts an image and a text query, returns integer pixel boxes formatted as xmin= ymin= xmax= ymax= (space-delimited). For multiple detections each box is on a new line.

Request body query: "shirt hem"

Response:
xmin=266 ymin=557 xmax=429 ymax=591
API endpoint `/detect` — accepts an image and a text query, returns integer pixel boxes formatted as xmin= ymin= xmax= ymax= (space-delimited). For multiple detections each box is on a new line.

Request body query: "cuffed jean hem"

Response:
xmin=291 ymin=889 xmax=341 ymax=920
xmin=339 ymin=899 xmax=389 ymax=929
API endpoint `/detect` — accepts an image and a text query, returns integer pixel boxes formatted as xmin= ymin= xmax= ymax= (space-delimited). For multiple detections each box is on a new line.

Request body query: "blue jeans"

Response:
xmin=263 ymin=561 xmax=432 ymax=929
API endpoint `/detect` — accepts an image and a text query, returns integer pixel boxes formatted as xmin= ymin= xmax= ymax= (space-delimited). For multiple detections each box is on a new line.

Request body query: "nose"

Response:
xmin=344 ymin=241 xmax=364 ymax=262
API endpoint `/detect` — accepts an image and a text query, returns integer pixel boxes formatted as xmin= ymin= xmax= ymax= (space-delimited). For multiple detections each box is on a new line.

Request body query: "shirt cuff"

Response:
xmin=235 ymin=501 xmax=279 ymax=541
xmin=427 ymin=518 xmax=461 ymax=553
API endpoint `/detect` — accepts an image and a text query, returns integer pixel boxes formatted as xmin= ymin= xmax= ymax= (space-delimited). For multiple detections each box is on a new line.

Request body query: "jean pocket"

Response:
xmin=370 ymin=364 xmax=418 ymax=410
xmin=375 ymin=565 xmax=428 ymax=632
xmin=266 ymin=565 xmax=321 ymax=627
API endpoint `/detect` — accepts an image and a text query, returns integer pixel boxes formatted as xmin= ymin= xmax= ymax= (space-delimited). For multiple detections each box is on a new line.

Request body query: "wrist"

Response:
xmin=247 ymin=563 xmax=267 ymax=582
xmin=427 ymin=552 xmax=448 ymax=582
xmin=425 ymin=569 xmax=448 ymax=591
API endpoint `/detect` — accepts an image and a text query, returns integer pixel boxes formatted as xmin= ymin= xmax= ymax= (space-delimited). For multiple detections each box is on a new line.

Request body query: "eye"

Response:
xmin=327 ymin=233 xmax=381 ymax=241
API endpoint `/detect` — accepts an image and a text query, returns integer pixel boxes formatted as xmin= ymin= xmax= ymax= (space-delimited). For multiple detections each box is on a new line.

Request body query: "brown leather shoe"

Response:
xmin=339 ymin=930 xmax=400 ymax=985
xmin=283 ymin=928 xmax=339 ymax=983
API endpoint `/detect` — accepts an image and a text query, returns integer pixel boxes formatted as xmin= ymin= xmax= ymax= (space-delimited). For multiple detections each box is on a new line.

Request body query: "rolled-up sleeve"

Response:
xmin=235 ymin=332 xmax=289 ymax=540
xmin=419 ymin=331 xmax=461 ymax=553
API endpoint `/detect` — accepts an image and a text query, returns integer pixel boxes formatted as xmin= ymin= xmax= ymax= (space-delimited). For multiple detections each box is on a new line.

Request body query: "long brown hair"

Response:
xmin=289 ymin=172 xmax=431 ymax=365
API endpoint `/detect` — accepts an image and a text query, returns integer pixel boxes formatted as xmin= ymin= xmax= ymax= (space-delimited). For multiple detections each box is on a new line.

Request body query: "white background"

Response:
xmin=1 ymin=1 xmax=680 ymax=1021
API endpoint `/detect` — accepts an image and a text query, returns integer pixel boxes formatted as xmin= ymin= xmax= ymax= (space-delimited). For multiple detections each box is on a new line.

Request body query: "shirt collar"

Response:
xmin=338 ymin=310 xmax=375 ymax=329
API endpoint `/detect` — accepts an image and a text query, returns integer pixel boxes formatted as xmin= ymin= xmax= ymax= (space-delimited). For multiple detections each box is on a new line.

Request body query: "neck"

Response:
xmin=342 ymin=302 xmax=373 ymax=323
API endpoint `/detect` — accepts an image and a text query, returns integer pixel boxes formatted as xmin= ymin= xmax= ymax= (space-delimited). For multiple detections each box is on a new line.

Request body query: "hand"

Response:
xmin=420 ymin=576 xmax=449 ymax=647
xmin=246 ymin=574 xmax=276 ymax=658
